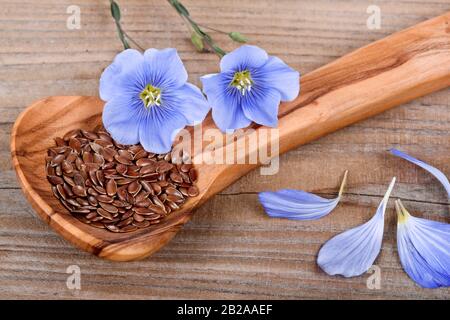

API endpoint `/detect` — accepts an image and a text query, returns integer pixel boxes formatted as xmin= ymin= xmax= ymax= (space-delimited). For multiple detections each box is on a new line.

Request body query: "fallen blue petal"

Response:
xmin=317 ymin=177 xmax=396 ymax=277
xmin=258 ymin=171 xmax=348 ymax=220
xmin=390 ymin=148 xmax=450 ymax=198
xmin=395 ymin=200 xmax=450 ymax=288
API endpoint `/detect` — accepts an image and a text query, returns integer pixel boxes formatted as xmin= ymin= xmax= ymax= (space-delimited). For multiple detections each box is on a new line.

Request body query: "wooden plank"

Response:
xmin=0 ymin=0 xmax=449 ymax=299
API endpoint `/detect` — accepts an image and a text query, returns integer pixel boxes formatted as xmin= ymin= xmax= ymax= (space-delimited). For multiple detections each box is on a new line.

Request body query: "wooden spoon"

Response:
xmin=11 ymin=13 xmax=450 ymax=261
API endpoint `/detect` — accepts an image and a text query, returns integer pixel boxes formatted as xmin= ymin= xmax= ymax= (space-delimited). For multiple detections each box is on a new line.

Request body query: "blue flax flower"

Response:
xmin=317 ymin=178 xmax=396 ymax=277
xmin=258 ymin=171 xmax=348 ymax=220
xmin=390 ymin=148 xmax=450 ymax=198
xmin=395 ymin=200 xmax=450 ymax=288
xmin=201 ymin=45 xmax=300 ymax=131
xmin=99 ymin=48 xmax=210 ymax=153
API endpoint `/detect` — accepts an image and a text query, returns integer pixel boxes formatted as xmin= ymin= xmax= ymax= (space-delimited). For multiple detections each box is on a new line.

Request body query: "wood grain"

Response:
xmin=1 ymin=0 xmax=450 ymax=299
xmin=11 ymin=11 xmax=450 ymax=262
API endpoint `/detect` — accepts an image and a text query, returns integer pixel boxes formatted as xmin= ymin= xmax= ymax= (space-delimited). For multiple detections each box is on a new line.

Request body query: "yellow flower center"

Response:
xmin=140 ymin=84 xmax=161 ymax=108
xmin=230 ymin=70 xmax=253 ymax=96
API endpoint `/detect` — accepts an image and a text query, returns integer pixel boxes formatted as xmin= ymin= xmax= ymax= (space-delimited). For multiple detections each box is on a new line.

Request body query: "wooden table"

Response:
xmin=1 ymin=0 xmax=449 ymax=299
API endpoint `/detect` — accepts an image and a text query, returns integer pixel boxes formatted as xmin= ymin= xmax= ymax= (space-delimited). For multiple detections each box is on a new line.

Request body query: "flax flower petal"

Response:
xmin=317 ymin=177 xmax=396 ymax=277
xmin=395 ymin=200 xmax=450 ymax=288
xmin=258 ymin=171 xmax=348 ymax=220
xmin=390 ymin=148 xmax=450 ymax=198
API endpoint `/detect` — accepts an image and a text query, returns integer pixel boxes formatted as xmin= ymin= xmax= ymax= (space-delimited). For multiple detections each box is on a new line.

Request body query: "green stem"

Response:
xmin=196 ymin=23 xmax=229 ymax=35
xmin=110 ymin=0 xmax=144 ymax=51
xmin=167 ymin=0 xmax=226 ymax=57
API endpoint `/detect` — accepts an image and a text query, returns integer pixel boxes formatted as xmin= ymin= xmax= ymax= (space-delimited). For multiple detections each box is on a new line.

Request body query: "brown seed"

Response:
xmin=116 ymin=164 xmax=127 ymax=175
xmin=188 ymin=168 xmax=198 ymax=182
xmin=51 ymin=154 xmax=65 ymax=166
xmin=117 ymin=217 xmax=133 ymax=227
xmin=127 ymin=180 xmax=141 ymax=195
xmin=152 ymin=195 xmax=165 ymax=209
xmin=76 ymin=198 xmax=90 ymax=206
xmin=123 ymin=169 xmax=140 ymax=178
xmin=180 ymin=164 xmax=192 ymax=173
xmin=93 ymin=153 xmax=105 ymax=166
xmin=144 ymin=214 xmax=161 ymax=221
xmin=90 ymin=142 xmax=103 ymax=154
xmin=167 ymin=194 xmax=184 ymax=203
xmin=116 ymin=186 xmax=128 ymax=201
xmin=89 ymin=169 xmax=99 ymax=186
xmin=166 ymin=200 xmax=179 ymax=210
xmin=136 ymin=158 xmax=154 ymax=167
xmin=106 ymin=179 xmax=117 ymax=197
xmin=82 ymin=151 xmax=93 ymax=164
xmin=121 ymin=210 xmax=134 ymax=220
xmin=140 ymin=180 xmax=153 ymax=193
xmin=99 ymin=202 xmax=118 ymax=214
xmin=96 ymin=170 xmax=105 ymax=187
xmin=46 ymin=163 xmax=55 ymax=176
xmin=63 ymin=183 xmax=74 ymax=197
xmin=105 ymin=224 xmax=120 ymax=232
xmin=140 ymin=164 xmax=156 ymax=175
xmin=133 ymin=220 xmax=150 ymax=228
xmin=135 ymin=191 xmax=149 ymax=202
xmin=97 ymin=208 xmax=113 ymax=220
xmin=66 ymin=152 xmax=77 ymax=163
xmin=61 ymin=160 xmax=73 ymax=174
xmin=75 ymin=157 xmax=83 ymax=171
xmin=88 ymin=195 xmax=98 ymax=206
xmin=134 ymin=149 xmax=148 ymax=160
xmin=90 ymin=222 xmax=106 ymax=229
xmin=81 ymin=130 xmax=98 ymax=140
xmin=69 ymin=138 xmax=81 ymax=153
xmin=92 ymin=185 xmax=107 ymax=194
xmin=180 ymin=171 xmax=191 ymax=183
xmin=103 ymin=160 xmax=115 ymax=168
xmin=96 ymin=194 xmax=114 ymax=203
xmin=67 ymin=199 xmax=81 ymax=207
xmin=188 ymin=186 xmax=199 ymax=197
xmin=120 ymin=225 xmax=138 ymax=233
xmin=56 ymin=184 xmax=67 ymax=200
xmin=72 ymin=185 xmax=87 ymax=197
xmin=133 ymin=213 xmax=145 ymax=222
xmin=115 ymin=154 xmax=132 ymax=165
xmin=55 ymin=165 xmax=62 ymax=176
xmin=100 ymin=147 xmax=116 ymax=162
xmin=86 ymin=211 xmax=98 ymax=220
xmin=118 ymin=149 xmax=133 ymax=160
xmin=63 ymin=129 xmax=80 ymax=141
xmin=87 ymin=187 xmax=99 ymax=196
xmin=73 ymin=173 xmax=84 ymax=186
xmin=135 ymin=199 xmax=152 ymax=207
xmin=165 ymin=187 xmax=182 ymax=197
xmin=170 ymin=172 xmax=183 ymax=184
xmin=116 ymin=178 xmax=133 ymax=185
xmin=48 ymin=175 xmax=64 ymax=185
xmin=148 ymin=204 xmax=167 ymax=215
xmin=54 ymin=137 xmax=65 ymax=147
xmin=151 ymin=183 xmax=161 ymax=195
xmin=142 ymin=172 xmax=159 ymax=180
xmin=156 ymin=161 xmax=174 ymax=173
